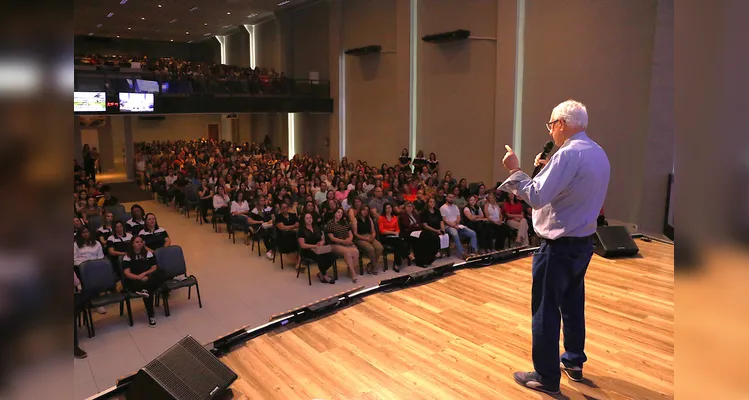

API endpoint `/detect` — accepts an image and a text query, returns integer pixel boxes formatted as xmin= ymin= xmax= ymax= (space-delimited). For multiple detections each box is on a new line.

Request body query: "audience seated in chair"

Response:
xmin=325 ymin=208 xmax=360 ymax=282
xmin=440 ymin=193 xmax=478 ymax=259
xmin=297 ymin=212 xmax=336 ymax=284
xmin=139 ymin=213 xmax=171 ymax=252
xmin=122 ymin=235 xmax=167 ymax=327
xmin=352 ymin=205 xmax=382 ymax=275
xmin=502 ymin=192 xmax=530 ymax=247
xmin=378 ymin=202 xmax=411 ymax=272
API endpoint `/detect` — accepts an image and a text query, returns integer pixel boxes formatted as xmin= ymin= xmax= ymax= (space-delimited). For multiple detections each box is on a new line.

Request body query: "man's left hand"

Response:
xmin=502 ymin=145 xmax=519 ymax=171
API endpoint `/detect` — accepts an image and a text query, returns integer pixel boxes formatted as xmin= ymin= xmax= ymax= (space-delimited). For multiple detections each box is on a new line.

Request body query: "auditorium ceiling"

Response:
xmin=75 ymin=0 xmax=315 ymax=43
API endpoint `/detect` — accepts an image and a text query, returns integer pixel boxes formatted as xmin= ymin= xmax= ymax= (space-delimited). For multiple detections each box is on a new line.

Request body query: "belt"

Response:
xmin=541 ymin=235 xmax=593 ymax=245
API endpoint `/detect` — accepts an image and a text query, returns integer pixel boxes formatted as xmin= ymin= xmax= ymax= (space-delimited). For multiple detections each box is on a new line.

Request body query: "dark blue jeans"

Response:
xmin=531 ymin=237 xmax=594 ymax=388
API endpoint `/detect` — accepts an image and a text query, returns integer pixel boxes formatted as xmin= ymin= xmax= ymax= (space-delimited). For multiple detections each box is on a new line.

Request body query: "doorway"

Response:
xmin=208 ymin=123 xmax=219 ymax=141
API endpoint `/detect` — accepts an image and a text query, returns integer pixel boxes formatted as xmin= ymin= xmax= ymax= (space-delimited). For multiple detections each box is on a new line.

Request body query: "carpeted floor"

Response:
xmin=107 ymin=181 xmax=153 ymax=203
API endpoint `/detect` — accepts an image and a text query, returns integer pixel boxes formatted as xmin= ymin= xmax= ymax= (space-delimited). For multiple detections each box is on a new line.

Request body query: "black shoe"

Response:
xmin=561 ymin=363 xmax=584 ymax=382
xmin=149 ymin=317 xmax=156 ymax=327
xmin=202 ymin=218 xmax=210 ymax=223
xmin=74 ymin=346 xmax=88 ymax=359
xmin=513 ymin=371 xmax=560 ymax=395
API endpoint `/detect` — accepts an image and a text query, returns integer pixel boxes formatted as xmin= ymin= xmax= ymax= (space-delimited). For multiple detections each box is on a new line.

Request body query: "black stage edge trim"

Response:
xmin=210 ymin=286 xmax=364 ymax=357
xmin=87 ymin=247 xmax=535 ymax=399
xmin=631 ymin=233 xmax=675 ymax=245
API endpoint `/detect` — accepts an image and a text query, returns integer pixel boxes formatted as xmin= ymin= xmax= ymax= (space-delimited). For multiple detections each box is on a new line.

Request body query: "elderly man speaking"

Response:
xmin=498 ymin=100 xmax=610 ymax=395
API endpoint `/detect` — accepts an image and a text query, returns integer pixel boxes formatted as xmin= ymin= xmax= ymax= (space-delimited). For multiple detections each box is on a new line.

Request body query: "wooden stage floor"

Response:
xmin=223 ymin=240 xmax=674 ymax=400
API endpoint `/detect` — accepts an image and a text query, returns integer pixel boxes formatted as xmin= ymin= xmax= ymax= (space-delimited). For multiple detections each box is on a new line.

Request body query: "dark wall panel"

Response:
xmin=75 ymin=35 xmax=220 ymax=63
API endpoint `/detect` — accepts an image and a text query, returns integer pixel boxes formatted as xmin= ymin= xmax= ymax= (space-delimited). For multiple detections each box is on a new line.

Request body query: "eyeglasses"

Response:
xmin=545 ymin=119 xmax=562 ymax=132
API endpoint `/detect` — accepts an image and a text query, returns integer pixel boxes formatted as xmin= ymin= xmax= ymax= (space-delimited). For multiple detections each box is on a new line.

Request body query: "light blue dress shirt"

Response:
xmin=499 ymin=131 xmax=610 ymax=240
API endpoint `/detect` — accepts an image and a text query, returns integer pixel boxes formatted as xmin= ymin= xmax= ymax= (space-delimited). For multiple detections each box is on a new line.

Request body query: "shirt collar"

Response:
xmin=562 ymin=130 xmax=587 ymax=148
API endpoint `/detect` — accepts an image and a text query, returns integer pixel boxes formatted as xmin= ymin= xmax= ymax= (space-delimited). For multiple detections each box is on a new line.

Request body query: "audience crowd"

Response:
xmin=75 ymin=53 xmax=293 ymax=95
xmin=73 ymin=138 xmax=549 ymax=359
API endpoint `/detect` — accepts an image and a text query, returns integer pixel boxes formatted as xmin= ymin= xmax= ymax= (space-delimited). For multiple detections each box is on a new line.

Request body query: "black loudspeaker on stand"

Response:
xmin=126 ymin=336 xmax=237 ymax=400
xmin=593 ymin=226 xmax=640 ymax=258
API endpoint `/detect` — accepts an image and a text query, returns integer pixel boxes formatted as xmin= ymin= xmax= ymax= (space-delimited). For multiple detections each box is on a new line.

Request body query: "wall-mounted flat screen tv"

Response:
xmin=119 ymin=93 xmax=154 ymax=112
xmin=135 ymin=79 xmax=160 ymax=94
xmin=74 ymin=91 xmax=106 ymax=112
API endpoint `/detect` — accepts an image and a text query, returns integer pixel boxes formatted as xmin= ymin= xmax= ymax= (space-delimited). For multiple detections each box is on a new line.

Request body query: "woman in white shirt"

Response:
xmin=213 ymin=185 xmax=231 ymax=233
xmin=74 ymin=226 xmax=105 ymax=267
xmin=230 ymin=191 xmax=252 ymax=244
xmin=483 ymin=193 xmax=510 ymax=251
xmin=73 ymin=226 xmax=107 ymax=314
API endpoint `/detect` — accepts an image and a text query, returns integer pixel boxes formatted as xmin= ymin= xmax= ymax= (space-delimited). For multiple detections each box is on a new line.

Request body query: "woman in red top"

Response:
xmin=502 ymin=192 xmax=529 ymax=246
xmin=402 ymin=183 xmax=417 ymax=203
xmin=378 ymin=202 xmax=410 ymax=272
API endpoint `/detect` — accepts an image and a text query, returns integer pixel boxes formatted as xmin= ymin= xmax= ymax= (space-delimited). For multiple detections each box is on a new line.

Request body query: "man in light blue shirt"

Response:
xmin=499 ymin=100 xmax=610 ymax=395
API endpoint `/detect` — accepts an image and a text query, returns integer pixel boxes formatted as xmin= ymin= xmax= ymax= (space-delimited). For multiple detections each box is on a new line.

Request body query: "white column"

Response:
xmin=220 ymin=115 xmax=233 ymax=141
xmin=408 ymin=0 xmax=418 ymax=154
xmin=288 ymin=113 xmax=296 ymax=158
xmin=215 ymin=35 xmax=227 ymax=65
xmin=243 ymin=25 xmax=256 ymax=69
xmin=511 ymin=0 xmax=526 ymax=157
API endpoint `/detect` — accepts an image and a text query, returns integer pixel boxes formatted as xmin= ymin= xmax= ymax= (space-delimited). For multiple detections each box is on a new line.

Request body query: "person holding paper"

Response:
xmin=298 ymin=212 xmax=335 ymax=284
xmin=439 ymin=193 xmax=478 ymax=259
xmin=399 ymin=202 xmax=439 ymax=267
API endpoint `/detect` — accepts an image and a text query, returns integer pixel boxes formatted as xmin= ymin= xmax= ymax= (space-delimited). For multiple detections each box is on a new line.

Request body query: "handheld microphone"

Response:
xmin=531 ymin=141 xmax=554 ymax=178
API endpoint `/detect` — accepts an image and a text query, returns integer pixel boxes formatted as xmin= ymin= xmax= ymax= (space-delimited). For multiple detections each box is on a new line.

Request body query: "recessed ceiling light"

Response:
xmin=127 ymin=27 xmax=131 ymax=30
xmin=169 ymin=19 xmax=178 ymax=23
xmin=141 ymin=17 xmax=145 ymax=20
xmin=185 ymin=31 xmax=189 ymax=35
xmin=204 ymin=22 xmax=208 ymax=26
xmin=188 ymin=40 xmax=193 ymax=43
xmin=248 ymin=13 xmax=258 ymax=18
xmin=107 ymin=12 xmax=114 ymax=17
xmin=88 ymin=32 xmax=94 ymax=36
xmin=158 ymin=4 xmax=162 ymax=7
xmin=97 ymin=23 xmax=102 ymax=28
xmin=203 ymin=32 xmax=212 ymax=36
xmin=117 ymin=35 xmax=120 ymax=38
xmin=226 ymin=12 xmax=231 ymax=15
xmin=170 ymin=39 xmax=174 ymax=42
xmin=277 ymin=1 xmax=290 ymax=6
xmin=119 ymin=0 xmax=127 ymax=5
xmin=189 ymin=6 xmax=199 ymax=12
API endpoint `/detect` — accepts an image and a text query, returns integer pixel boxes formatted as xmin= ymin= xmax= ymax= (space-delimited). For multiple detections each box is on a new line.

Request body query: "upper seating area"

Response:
xmin=75 ymin=53 xmax=327 ymax=97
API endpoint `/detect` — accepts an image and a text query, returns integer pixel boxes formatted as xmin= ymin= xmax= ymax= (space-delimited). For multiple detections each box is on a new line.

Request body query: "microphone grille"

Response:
xmin=543 ymin=141 xmax=554 ymax=152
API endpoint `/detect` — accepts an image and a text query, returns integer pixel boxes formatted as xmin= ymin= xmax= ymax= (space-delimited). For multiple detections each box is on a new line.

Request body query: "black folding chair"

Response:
xmin=272 ymin=228 xmax=299 ymax=270
xmin=154 ymin=246 xmax=202 ymax=317
xmin=78 ymin=258 xmax=134 ymax=337
xmin=119 ymin=212 xmax=132 ymax=224
xmin=183 ymin=185 xmax=200 ymax=218
xmin=297 ymin=254 xmax=339 ymax=286
xmin=87 ymin=215 xmax=102 ymax=234
xmin=105 ymin=204 xmax=126 ymax=220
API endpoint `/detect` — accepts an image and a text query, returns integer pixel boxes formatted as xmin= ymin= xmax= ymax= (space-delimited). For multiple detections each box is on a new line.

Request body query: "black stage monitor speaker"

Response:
xmin=593 ymin=226 xmax=639 ymax=258
xmin=126 ymin=335 xmax=237 ymax=400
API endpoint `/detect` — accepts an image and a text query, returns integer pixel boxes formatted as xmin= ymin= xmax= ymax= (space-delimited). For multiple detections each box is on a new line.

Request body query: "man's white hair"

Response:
xmin=551 ymin=99 xmax=588 ymax=129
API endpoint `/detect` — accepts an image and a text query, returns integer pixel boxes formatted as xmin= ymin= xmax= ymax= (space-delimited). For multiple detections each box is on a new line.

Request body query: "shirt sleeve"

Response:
xmin=95 ymin=242 xmax=104 ymax=259
xmin=73 ymin=243 xmax=81 ymax=265
xmin=498 ymin=149 xmax=580 ymax=209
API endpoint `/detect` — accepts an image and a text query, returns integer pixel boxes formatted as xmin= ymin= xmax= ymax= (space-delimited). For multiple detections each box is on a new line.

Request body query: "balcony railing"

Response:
xmin=74 ymin=66 xmax=331 ymax=98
